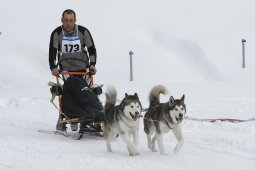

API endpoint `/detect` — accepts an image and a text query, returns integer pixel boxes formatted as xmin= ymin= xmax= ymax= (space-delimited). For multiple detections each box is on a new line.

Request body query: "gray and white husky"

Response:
xmin=144 ymin=85 xmax=186 ymax=155
xmin=103 ymin=85 xmax=142 ymax=156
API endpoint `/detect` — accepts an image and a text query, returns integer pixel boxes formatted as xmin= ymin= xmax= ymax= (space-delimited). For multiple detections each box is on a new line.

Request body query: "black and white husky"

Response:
xmin=144 ymin=85 xmax=186 ymax=155
xmin=103 ymin=85 xmax=142 ymax=156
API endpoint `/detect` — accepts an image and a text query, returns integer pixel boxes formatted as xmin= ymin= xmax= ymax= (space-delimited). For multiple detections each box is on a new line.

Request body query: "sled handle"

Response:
xmin=60 ymin=72 xmax=89 ymax=76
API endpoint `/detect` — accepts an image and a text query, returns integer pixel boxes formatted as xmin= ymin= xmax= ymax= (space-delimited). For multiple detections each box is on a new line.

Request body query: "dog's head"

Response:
xmin=168 ymin=95 xmax=186 ymax=124
xmin=121 ymin=93 xmax=142 ymax=121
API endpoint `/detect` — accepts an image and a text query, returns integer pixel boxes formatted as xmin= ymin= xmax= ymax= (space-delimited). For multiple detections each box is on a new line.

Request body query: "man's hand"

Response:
xmin=51 ymin=68 xmax=59 ymax=76
xmin=90 ymin=65 xmax=97 ymax=75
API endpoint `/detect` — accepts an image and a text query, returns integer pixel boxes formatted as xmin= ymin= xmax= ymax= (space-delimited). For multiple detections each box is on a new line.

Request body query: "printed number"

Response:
xmin=64 ymin=44 xmax=80 ymax=53
xmin=73 ymin=44 xmax=79 ymax=52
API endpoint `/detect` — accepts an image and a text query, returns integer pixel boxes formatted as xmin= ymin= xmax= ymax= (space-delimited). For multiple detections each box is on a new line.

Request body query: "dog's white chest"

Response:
xmin=119 ymin=119 xmax=139 ymax=132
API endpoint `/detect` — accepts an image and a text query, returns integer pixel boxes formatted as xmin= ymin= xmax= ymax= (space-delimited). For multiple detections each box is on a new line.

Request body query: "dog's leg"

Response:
xmin=151 ymin=134 xmax=158 ymax=152
xmin=128 ymin=131 xmax=132 ymax=141
xmin=106 ymin=136 xmax=113 ymax=152
xmin=147 ymin=126 xmax=156 ymax=151
xmin=127 ymin=131 xmax=134 ymax=154
xmin=156 ymin=133 xmax=166 ymax=155
xmin=106 ymin=141 xmax=112 ymax=152
xmin=146 ymin=135 xmax=153 ymax=150
xmin=128 ymin=130 xmax=139 ymax=155
xmin=105 ymin=130 xmax=114 ymax=152
xmin=120 ymin=133 xmax=140 ymax=156
xmin=173 ymin=125 xmax=183 ymax=153
xmin=132 ymin=129 xmax=139 ymax=146
xmin=127 ymin=145 xmax=132 ymax=154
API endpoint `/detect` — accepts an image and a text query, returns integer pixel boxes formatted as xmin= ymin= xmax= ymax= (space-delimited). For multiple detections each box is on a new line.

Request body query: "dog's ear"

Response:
xmin=125 ymin=93 xmax=129 ymax=99
xmin=134 ymin=93 xmax=139 ymax=99
xmin=181 ymin=94 xmax=185 ymax=101
xmin=169 ymin=96 xmax=175 ymax=105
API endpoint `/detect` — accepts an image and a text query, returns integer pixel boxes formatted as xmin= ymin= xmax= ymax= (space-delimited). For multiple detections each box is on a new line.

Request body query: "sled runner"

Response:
xmin=48 ymin=71 xmax=104 ymax=140
xmin=38 ymin=129 xmax=104 ymax=140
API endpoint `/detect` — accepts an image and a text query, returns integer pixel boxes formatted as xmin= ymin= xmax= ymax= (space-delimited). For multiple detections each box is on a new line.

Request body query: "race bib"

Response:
xmin=61 ymin=35 xmax=82 ymax=53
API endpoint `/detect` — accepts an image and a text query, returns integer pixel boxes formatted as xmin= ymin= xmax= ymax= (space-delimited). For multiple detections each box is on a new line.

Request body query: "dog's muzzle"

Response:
xmin=175 ymin=113 xmax=184 ymax=122
xmin=129 ymin=112 xmax=143 ymax=121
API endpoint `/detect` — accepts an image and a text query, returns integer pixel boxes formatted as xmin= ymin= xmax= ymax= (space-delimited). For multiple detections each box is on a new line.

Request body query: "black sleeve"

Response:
xmin=88 ymin=46 xmax=97 ymax=66
xmin=78 ymin=25 xmax=97 ymax=66
xmin=49 ymin=27 xmax=61 ymax=70
xmin=49 ymin=36 xmax=58 ymax=70
xmin=86 ymin=29 xmax=97 ymax=66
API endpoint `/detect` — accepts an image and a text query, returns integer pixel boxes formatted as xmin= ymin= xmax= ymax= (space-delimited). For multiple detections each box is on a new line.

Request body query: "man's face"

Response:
xmin=61 ymin=13 xmax=76 ymax=32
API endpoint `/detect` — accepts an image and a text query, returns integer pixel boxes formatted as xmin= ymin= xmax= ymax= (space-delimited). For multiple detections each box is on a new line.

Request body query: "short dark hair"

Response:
xmin=62 ymin=9 xmax=76 ymax=19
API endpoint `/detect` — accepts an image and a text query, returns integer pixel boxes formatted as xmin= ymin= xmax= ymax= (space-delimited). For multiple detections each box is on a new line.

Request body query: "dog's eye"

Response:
xmin=181 ymin=108 xmax=184 ymax=111
xmin=137 ymin=106 xmax=140 ymax=108
xmin=130 ymin=106 xmax=134 ymax=108
xmin=175 ymin=108 xmax=178 ymax=111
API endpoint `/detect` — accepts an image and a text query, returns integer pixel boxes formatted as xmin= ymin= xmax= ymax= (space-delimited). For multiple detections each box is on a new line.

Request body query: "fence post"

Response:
xmin=129 ymin=51 xmax=134 ymax=81
xmin=242 ymin=39 xmax=246 ymax=68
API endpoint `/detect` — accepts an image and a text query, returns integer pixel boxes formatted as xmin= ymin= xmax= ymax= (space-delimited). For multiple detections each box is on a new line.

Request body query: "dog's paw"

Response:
xmin=160 ymin=152 xmax=167 ymax=156
xmin=134 ymin=151 xmax=140 ymax=156
xmin=152 ymin=148 xmax=158 ymax=152
xmin=174 ymin=142 xmax=183 ymax=153
xmin=129 ymin=152 xmax=136 ymax=156
xmin=129 ymin=153 xmax=140 ymax=156
xmin=148 ymin=142 xmax=153 ymax=150
xmin=129 ymin=150 xmax=140 ymax=156
xmin=107 ymin=146 xmax=113 ymax=152
xmin=174 ymin=145 xmax=182 ymax=153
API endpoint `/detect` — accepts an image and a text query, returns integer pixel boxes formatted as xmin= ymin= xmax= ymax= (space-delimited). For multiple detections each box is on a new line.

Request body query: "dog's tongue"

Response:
xmin=137 ymin=115 xmax=143 ymax=118
xmin=175 ymin=117 xmax=183 ymax=123
xmin=131 ymin=113 xmax=143 ymax=120
xmin=134 ymin=114 xmax=143 ymax=119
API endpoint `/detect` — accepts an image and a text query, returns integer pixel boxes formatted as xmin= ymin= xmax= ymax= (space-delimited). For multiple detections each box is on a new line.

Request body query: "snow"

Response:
xmin=0 ymin=0 xmax=255 ymax=169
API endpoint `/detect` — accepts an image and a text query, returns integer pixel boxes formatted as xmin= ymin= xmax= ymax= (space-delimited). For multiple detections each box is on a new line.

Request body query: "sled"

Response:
xmin=48 ymin=71 xmax=104 ymax=140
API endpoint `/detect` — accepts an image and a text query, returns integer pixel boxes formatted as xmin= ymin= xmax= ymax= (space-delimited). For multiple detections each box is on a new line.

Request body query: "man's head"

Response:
xmin=61 ymin=9 xmax=76 ymax=32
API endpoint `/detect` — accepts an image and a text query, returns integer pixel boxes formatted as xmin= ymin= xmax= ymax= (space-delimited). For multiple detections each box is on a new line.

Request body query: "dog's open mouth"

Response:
xmin=175 ymin=117 xmax=183 ymax=122
xmin=129 ymin=112 xmax=142 ymax=121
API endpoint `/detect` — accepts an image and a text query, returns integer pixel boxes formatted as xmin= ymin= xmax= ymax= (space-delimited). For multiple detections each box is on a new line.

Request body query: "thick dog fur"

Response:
xmin=144 ymin=85 xmax=186 ymax=155
xmin=103 ymin=85 xmax=142 ymax=156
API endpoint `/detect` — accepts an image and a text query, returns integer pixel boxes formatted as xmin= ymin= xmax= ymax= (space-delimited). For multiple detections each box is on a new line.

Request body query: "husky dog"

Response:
xmin=103 ymin=85 xmax=142 ymax=156
xmin=144 ymin=85 xmax=186 ymax=155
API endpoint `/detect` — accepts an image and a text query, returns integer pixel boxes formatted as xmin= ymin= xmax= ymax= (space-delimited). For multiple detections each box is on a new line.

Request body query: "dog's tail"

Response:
xmin=105 ymin=85 xmax=117 ymax=112
xmin=149 ymin=85 xmax=168 ymax=107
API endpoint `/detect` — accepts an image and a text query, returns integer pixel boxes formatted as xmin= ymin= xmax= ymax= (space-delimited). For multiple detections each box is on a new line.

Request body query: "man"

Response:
xmin=49 ymin=9 xmax=97 ymax=75
xmin=49 ymin=9 xmax=104 ymax=132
